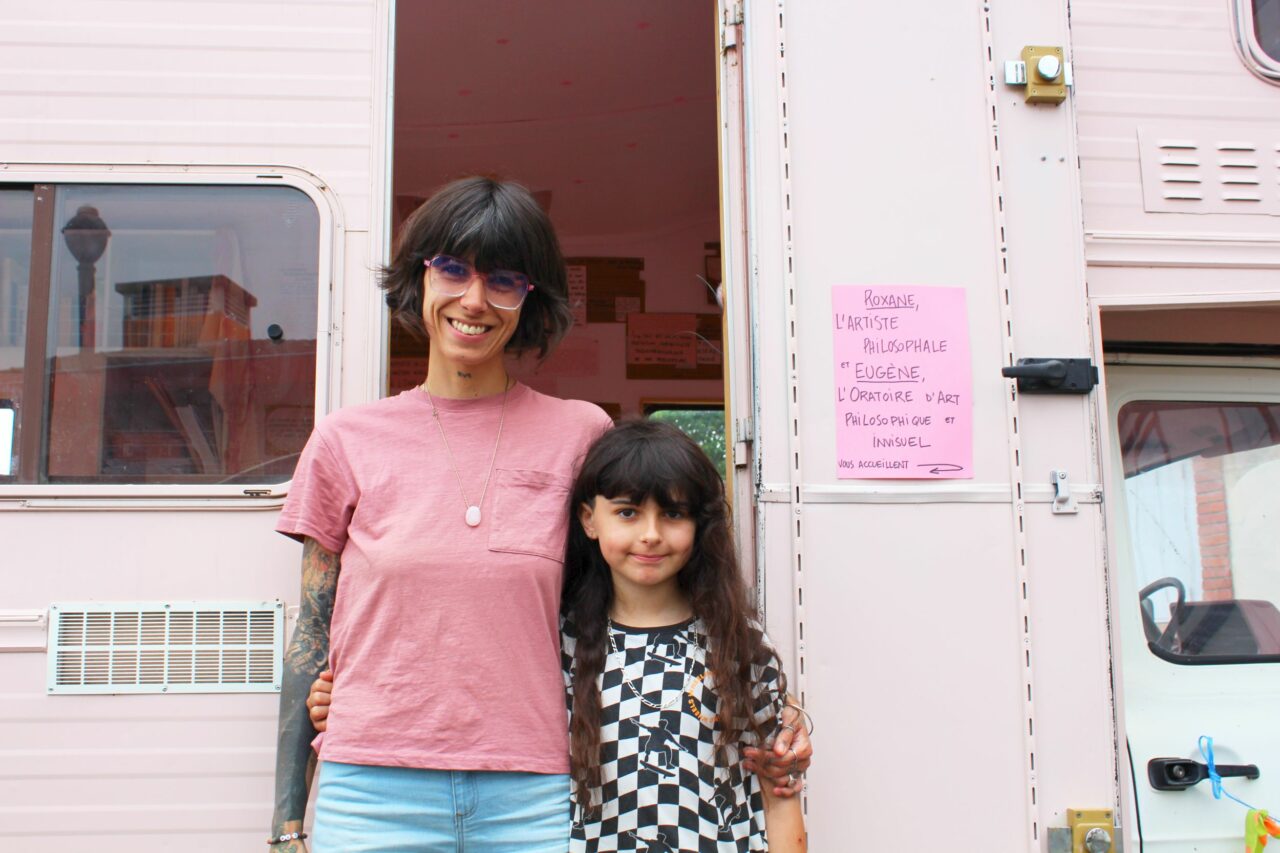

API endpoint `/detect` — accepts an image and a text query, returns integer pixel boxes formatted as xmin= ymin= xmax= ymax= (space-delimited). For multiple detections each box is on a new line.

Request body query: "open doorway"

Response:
xmin=388 ymin=2 xmax=727 ymax=462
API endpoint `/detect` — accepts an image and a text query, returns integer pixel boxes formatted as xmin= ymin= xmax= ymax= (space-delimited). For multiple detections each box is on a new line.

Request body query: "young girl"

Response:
xmin=562 ymin=419 xmax=805 ymax=852
xmin=308 ymin=419 xmax=808 ymax=851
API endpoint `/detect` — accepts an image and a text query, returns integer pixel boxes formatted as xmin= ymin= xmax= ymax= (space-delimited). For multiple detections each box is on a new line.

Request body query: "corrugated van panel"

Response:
xmin=0 ymin=650 xmax=280 ymax=847
xmin=0 ymin=0 xmax=377 ymax=230
xmin=1 ymin=510 xmax=305 ymax=848
xmin=1073 ymin=0 xmax=1280 ymax=254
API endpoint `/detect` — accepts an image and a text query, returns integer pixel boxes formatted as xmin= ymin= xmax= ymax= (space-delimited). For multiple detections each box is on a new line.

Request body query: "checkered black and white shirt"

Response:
xmin=562 ymin=617 xmax=785 ymax=852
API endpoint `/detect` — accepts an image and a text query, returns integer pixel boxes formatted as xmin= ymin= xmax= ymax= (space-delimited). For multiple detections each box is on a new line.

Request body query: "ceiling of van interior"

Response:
xmin=393 ymin=1 xmax=718 ymax=239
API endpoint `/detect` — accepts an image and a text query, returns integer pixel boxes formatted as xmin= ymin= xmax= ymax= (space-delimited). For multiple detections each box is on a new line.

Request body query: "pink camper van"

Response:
xmin=3 ymin=1 xmax=1280 ymax=850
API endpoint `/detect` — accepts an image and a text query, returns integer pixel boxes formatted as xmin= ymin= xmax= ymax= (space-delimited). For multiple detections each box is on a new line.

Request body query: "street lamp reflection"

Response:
xmin=61 ymin=205 xmax=111 ymax=350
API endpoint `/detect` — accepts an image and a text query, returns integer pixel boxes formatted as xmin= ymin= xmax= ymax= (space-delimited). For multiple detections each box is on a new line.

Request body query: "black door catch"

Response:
xmin=1001 ymin=358 xmax=1098 ymax=394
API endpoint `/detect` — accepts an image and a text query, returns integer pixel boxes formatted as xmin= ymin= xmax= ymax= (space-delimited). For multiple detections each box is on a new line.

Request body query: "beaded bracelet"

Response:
xmin=267 ymin=830 xmax=308 ymax=846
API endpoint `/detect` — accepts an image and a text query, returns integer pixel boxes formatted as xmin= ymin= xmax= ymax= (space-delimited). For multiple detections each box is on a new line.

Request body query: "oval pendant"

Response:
xmin=465 ymin=505 xmax=482 ymax=527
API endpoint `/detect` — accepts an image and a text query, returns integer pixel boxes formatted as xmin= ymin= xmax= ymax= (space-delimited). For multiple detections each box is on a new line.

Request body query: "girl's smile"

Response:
xmin=578 ymin=496 xmax=695 ymax=594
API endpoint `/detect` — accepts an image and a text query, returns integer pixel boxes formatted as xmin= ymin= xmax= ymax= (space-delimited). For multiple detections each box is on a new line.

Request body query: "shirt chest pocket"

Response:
xmin=487 ymin=468 xmax=574 ymax=562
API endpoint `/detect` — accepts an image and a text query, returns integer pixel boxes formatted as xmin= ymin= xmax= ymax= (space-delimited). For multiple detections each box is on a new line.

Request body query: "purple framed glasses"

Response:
xmin=424 ymin=255 xmax=535 ymax=310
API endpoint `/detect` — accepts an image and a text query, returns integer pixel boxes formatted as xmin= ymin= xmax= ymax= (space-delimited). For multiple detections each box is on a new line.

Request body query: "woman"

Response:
xmin=267 ymin=176 xmax=809 ymax=852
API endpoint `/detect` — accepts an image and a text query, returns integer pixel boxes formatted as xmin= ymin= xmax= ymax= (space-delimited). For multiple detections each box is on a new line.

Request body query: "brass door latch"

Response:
xmin=1070 ymin=809 xmax=1115 ymax=853
xmin=1004 ymin=45 xmax=1071 ymax=104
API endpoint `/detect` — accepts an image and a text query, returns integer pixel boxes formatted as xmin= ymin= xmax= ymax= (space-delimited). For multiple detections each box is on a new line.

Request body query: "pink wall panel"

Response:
xmin=1073 ymin=0 xmax=1280 ymax=280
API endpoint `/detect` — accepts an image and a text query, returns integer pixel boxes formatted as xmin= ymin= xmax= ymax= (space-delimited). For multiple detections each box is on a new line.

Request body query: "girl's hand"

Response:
xmin=306 ymin=670 xmax=334 ymax=733
xmin=742 ymin=701 xmax=812 ymax=797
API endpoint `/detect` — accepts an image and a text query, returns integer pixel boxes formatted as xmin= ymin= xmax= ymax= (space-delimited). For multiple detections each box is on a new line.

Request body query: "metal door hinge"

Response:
xmin=722 ymin=2 xmax=743 ymax=51
xmin=1050 ymin=470 xmax=1078 ymax=514
xmin=733 ymin=416 xmax=753 ymax=469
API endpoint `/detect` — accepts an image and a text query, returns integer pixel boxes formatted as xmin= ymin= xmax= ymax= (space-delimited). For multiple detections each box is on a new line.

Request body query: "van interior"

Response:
xmin=389 ymin=1 xmax=727 ymax=466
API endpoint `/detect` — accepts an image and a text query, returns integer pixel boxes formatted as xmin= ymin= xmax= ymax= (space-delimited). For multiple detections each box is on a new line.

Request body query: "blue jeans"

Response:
xmin=312 ymin=762 xmax=570 ymax=853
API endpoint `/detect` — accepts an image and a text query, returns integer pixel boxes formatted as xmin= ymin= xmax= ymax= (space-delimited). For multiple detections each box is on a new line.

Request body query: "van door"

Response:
xmin=1108 ymin=361 xmax=1280 ymax=851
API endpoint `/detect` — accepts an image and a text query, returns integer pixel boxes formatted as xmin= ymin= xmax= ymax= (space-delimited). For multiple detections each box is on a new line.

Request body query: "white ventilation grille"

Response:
xmin=47 ymin=602 xmax=283 ymax=694
xmin=1137 ymin=125 xmax=1280 ymax=215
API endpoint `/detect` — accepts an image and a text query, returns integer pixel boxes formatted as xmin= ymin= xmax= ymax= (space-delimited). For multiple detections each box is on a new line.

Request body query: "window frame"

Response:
xmin=0 ymin=165 xmax=341 ymax=503
xmin=1233 ymin=0 xmax=1280 ymax=83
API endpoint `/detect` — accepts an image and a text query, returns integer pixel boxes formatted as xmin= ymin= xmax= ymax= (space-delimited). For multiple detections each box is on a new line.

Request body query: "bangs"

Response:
xmin=574 ymin=420 xmax=725 ymax=518
xmin=588 ymin=439 xmax=705 ymax=511
xmin=426 ymin=186 xmax=545 ymax=277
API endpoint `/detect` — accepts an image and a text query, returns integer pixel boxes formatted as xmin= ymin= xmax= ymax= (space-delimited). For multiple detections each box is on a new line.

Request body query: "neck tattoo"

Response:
xmin=424 ymin=379 xmax=510 ymax=527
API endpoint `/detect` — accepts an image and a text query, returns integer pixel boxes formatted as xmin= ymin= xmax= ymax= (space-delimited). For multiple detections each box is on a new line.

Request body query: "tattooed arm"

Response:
xmin=269 ymin=537 xmax=341 ymax=852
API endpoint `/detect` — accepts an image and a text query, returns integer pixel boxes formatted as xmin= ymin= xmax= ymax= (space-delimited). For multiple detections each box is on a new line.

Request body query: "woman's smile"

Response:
xmin=445 ymin=317 xmax=493 ymax=337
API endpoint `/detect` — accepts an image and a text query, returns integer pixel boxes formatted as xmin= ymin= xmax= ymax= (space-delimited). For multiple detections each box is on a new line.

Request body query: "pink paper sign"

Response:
xmin=832 ymin=285 xmax=972 ymax=479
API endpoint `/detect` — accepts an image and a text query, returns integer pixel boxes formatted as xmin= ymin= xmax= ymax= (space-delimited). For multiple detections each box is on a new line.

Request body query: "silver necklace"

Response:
xmin=607 ymin=618 xmax=699 ymax=711
xmin=424 ymin=380 xmax=510 ymax=528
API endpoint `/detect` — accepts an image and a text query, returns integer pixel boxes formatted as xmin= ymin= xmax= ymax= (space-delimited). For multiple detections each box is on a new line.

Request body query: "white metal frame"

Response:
xmin=1232 ymin=0 xmax=1280 ymax=83
xmin=768 ymin=0 xmax=809 ymax=715
xmin=982 ymin=5 xmax=1042 ymax=847
xmin=0 ymin=163 xmax=344 ymax=504
xmin=369 ymin=0 xmax=396 ymax=400
xmin=715 ymin=0 xmax=758 ymax=585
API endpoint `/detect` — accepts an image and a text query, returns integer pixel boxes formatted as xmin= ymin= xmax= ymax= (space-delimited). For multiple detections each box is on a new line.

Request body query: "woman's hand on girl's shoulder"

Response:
xmin=306 ymin=670 xmax=334 ymax=733
xmin=742 ymin=700 xmax=812 ymax=797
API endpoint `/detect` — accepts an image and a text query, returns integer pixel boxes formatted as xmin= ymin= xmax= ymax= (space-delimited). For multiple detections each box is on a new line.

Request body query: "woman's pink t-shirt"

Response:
xmin=277 ymin=384 xmax=612 ymax=773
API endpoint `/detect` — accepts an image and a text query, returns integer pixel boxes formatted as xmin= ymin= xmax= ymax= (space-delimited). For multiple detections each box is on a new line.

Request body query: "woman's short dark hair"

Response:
xmin=381 ymin=176 xmax=573 ymax=358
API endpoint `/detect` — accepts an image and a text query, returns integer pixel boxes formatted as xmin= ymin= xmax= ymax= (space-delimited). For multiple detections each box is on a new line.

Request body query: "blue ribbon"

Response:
xmin=1200 ymin=734 xmax=1259 ymax=811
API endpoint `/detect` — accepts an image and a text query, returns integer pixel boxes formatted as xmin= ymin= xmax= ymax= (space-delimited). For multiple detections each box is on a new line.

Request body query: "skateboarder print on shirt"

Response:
xmin=646 ymin=633 xmax=690 ymax=668
xmin=638 ymin=717 xmax=687 ymax=777
xmin=626 ymin=829 xmax=676 ymax=852
xmin=712 ymin=772 xmax=748 ymax=832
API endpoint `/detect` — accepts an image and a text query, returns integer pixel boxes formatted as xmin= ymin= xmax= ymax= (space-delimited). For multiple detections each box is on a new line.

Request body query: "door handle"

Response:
xmin=1148 ymin=756 xmax=1260 ymax=791
xmin=1001 ymin=360 xmax=1069 ymax=382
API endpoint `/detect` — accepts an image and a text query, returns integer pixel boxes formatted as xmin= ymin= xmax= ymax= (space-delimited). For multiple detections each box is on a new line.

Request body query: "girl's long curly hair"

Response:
xmin=562 ymin=419 xmax=781 ymax=814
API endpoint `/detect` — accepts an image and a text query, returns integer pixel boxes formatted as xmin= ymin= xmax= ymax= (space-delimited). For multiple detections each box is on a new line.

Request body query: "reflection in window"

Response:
xmin=1255 ymin=0 xmax=1280 ymax=63
xmin=0 ymin=188 xmax=33 ymax=480
xmin=1121 ymin=400 xmax=1280 ymax=663
xmin=0 ymin=183 xmax=320 ymax=486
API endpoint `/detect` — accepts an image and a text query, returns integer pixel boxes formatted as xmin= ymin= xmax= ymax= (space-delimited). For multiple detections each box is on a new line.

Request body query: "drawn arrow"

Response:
xmin=919 ymin=463 xmax=964 ymax=474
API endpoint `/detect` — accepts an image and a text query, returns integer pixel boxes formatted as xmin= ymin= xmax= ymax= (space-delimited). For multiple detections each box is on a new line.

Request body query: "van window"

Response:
xmin=0 ymin=184 xmax=320 ymax=486
xmin=1253 ymin=0 xmax=1280 ymax=62
xmin=1120 ymin=399 xmax=1280 ymax=663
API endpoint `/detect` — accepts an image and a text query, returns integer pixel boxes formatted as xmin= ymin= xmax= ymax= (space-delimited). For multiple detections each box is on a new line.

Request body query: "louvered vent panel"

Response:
xmin=47 ymin=602 xmax=283 ymax=694
xmin=1138 ymin=125 xmax=1280 ymax=215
